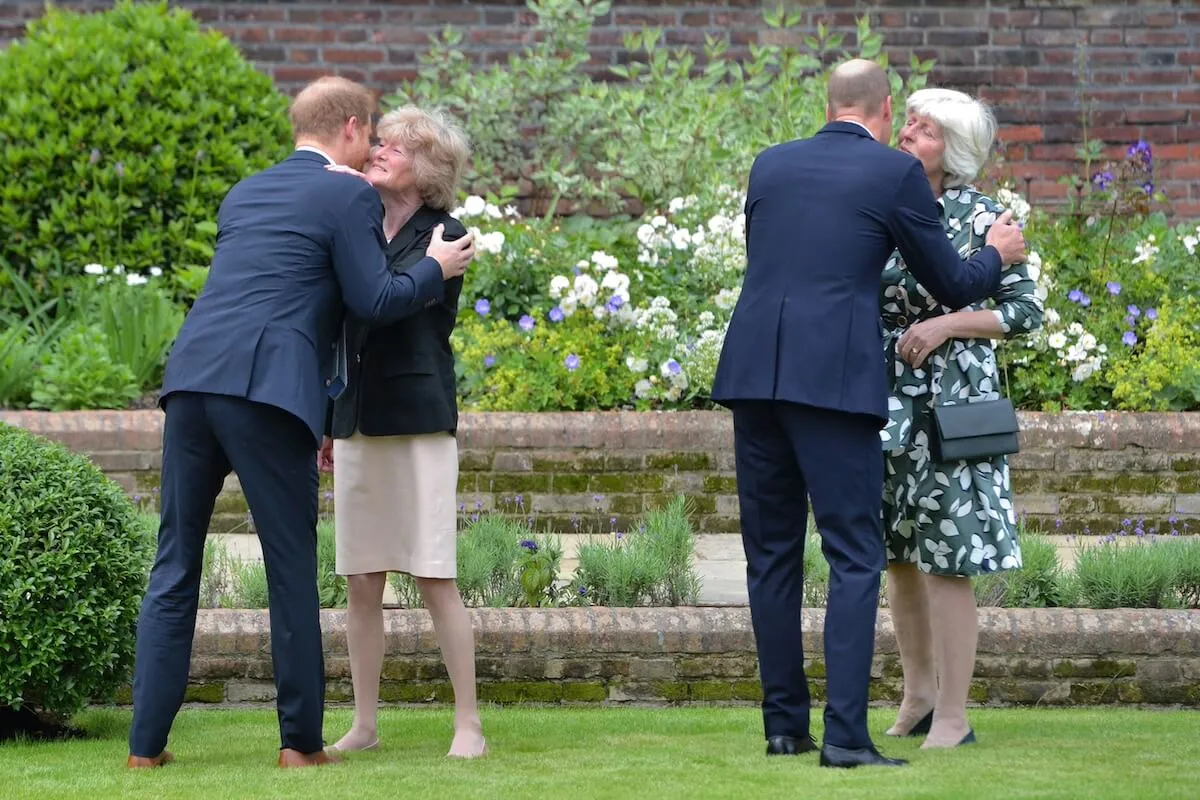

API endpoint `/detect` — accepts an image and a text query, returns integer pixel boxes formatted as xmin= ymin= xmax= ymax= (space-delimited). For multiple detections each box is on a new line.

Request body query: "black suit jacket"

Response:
xmin=329 ymin=206 xmax=466 ymax=438
xmin=710 ymin=122 xmax=1003 ymax=424
xmin=161 ymin=150 xmax=446 ymax=445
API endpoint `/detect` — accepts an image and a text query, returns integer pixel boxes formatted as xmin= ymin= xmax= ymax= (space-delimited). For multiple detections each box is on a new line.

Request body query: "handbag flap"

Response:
xmin=933 ymin=399 xmax=1019 ymax=440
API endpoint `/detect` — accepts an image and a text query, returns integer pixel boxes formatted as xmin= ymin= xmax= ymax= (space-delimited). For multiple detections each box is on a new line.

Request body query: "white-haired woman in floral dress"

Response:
xmin=878 ymin=88 xmax=1043 ymax=749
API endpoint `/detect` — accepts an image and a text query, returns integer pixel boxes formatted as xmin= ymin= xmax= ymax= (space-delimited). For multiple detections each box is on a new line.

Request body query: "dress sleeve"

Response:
xmin=971 ymin=195 xmax=1044 ymax=338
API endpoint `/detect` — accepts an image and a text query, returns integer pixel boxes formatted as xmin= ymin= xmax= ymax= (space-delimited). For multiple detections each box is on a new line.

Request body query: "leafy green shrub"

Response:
xmin=30 ymin=322 xmax=141 ymax=411
xmin=316 ymin=520 xmax=346 ymax=609
xmin=0 ymin=0 xmax=291 ymax=312
xmin=572 ymin=496 xmax=700 ymax=606
xmin=1073 ymin=539 xmax=1179 ymax=609
xmin=1161 ymin=536 xmax=1200 ymax=609
xmin=974 ymin=533 xmax=1065 ymax=608
xmin=0 ymin=422 xmax=153 ymax=718
xmin=69 ymin=269 xmax=185 ymax=391
xmin=454 ymin=515 xmax=525 ymax=607
xmin=394 ymin=1 xmax=928 ymax=215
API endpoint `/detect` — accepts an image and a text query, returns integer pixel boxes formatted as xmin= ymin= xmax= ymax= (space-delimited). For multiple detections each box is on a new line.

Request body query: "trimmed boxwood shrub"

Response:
xmin=0 ymin=0 xmax=292 ymax=310
xmin=0 ymin=422 xmax=153 ymax=720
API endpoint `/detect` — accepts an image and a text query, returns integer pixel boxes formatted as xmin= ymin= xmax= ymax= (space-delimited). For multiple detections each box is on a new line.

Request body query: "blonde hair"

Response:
xmin=905 ymin=88 xmax=996 ymax=188
xmin=375 ymin=106 xmax=470 ymax=211
xmin=288 ymin=76 xmax=375 ymax=142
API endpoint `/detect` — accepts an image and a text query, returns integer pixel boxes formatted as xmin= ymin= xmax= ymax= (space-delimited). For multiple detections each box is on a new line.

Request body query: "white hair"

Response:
xmin=905 ymin=88 xmax=996 ymax=188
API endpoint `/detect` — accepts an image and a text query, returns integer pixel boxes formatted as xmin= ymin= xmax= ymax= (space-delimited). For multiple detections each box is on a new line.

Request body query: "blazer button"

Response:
xmin=324 ymin=378 xmax=331 ymax=387
xmin=355 ymin=354 xmax=361 ymax=363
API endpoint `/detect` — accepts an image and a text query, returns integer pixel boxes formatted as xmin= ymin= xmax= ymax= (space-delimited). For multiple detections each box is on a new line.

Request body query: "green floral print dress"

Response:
xmin=878 ymin=186 xmax=1043 ymax=576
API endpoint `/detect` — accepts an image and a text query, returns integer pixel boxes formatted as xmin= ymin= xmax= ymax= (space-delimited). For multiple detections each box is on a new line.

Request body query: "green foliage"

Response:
xmin=68 ymin=271 xmax=185 ymax=390
xmin=392 ymin=1 xmax=928 ymax=215
xmin=974 ymin=534 xmax=1066 ymax=608
xmin=454 ymin=311 xmax=638 ymax=412
xmin=30 ymin=323 xmax=141 ymax=411
xmin=1073 ymin=539 xmax=1180 ymax=609
xmin=455 ymin=515 xmax=526 ymax=607
xmin=0 ymin=0 xmax=291 ymax=311
xmin=572 ymin=496 xmax=701 ymax=606
xmin=316 ymin=520 xmax=346 ymax=609
xmin=0 ymin=422 xmax=153 ymax=717
xmin=1108 ymin=296 xmax=1200 ymax=411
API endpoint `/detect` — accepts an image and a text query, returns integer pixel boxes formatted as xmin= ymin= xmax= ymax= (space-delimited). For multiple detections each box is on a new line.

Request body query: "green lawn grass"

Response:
xmin=1 ymin=706 xmax=1197 ymax=799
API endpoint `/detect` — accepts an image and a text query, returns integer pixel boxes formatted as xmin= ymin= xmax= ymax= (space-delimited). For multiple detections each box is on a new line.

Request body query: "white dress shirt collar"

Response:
xmin=295 ymin=145 xmax=337 ymax=165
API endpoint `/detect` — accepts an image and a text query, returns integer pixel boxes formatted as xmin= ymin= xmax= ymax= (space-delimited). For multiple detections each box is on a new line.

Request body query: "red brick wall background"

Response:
xmin=3 ymin=1 xmax=1197 ymax=216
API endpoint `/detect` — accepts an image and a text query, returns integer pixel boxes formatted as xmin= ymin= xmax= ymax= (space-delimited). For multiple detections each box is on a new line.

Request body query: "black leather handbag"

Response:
xmin=929 ymin=395 xmax=1020 ymax=464
xmin=927 ymin=334 xmax=1021 ymax=463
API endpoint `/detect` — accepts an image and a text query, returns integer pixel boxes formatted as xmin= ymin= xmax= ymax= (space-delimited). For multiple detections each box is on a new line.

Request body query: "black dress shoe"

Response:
xmin=766 ymin=735 xmax=818 ymax=756
xmin=905 ymin=710 xmax=934 ymax=738
xmin=819 ymin=743 xmax=908 ymax=768
xmin=958 ymin=730 xmax=976 ymax=746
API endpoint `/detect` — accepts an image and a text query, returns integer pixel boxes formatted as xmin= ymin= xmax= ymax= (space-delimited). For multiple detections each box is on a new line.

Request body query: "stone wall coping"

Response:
xmin=6 ymin=409 xmax=1200 ymax=453
xmin=196 ymin=607 xmax=1200 ymax=657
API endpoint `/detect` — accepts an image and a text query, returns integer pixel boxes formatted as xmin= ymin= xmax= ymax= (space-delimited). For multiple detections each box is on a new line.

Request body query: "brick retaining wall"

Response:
xmin=135 ymin=607 xmax=1200 ymax=708
xmin=2 ymin=410 xmax=1199 ymax=536
xmin=1 ymin=1 xmax=1197 ymax=216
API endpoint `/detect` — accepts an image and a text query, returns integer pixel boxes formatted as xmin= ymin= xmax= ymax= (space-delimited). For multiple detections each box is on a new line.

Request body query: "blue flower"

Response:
xmin=1068 ymin=289 xmax=1084 ymax=304
xmin=114 ymin=162 xmax=125 ymax=178
xmin=484 ymin=354 xmax=495 ymax=368
xmin=1146 ymin=307 xmax=1158 ymax=321
xmin=1106 ymin=281 xmax=1121 ymax=295
xmin=606 ymin=295 xmax=625 ymax=312
xmin=1143 ymin=181 xmax=1154 ymax=195
xmin=519 ymin=314 xmax=535 ymax=331
xmin=474 ymin=298 xmax=490 ymax=316
xmin=578 ymin=586 xmax=588 ymax=596
xmin=1079 ymin=294 xmax=1091 ymax=308
xmin=548 ymin=306 xmax=565 ymax=323
xmin=519 ymin=539 xmax=538 ymax=553
xmin=1127 ymin=304 xmax=1140 ymax=317
xmin=665 ymin=358 xmax=681 ymax=375
xmin=1122 ymin=330 xmax=1138 ymax=346
xmin=1127 ymin=140 xmax=1152 ymax=167
xmin=565 ymin=353 xmax=580 ymax=371
xmin=88 ymin=148 xmax=101 ymax=166
xmin=1124 ymin=315 xmax=1136 ymax=327
xmin=1092 ymin=171 xmax=1114 ymax=190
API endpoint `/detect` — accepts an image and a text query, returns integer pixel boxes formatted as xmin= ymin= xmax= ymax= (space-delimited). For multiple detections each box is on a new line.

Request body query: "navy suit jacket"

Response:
xmin=161 ymin=150 xmax=445 ymax=445
xmin=710 ymin=122 xmax=1004 ymax=424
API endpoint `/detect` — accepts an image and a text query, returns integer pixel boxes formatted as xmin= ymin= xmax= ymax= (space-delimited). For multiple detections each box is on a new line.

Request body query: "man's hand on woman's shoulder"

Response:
xmin=427 ymin=223 xmax=475 ymax=280
xmin=984 ymin=210 xmax=1026 ymax=266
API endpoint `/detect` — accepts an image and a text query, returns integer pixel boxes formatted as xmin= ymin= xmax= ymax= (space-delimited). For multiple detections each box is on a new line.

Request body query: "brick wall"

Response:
xmin=146 ymin=607 xmax=1200 ymax=707
xmin=3 ymin=410 xmax=1199 ymax=536
xmin=1 ymin=1 xmax=1196 ymax=216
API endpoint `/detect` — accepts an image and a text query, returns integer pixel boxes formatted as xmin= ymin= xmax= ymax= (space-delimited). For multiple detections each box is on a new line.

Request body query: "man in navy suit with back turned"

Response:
xmin=127 ymin=76 xmax=476 ymax=769
xmin=710 ymin=60 xmax=1026 ymax=768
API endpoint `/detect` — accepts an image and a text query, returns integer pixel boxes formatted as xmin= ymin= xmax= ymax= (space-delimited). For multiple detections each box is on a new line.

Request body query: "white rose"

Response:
xmin=83 ymin=263 xmax=105 ymax=275
xmin=484 ymin=203 xmax=502 ymax=219
xmin=549 ymin=275 xmax=571 ymax=298
xmin=462 ymin=196 xmax=486 ymax=217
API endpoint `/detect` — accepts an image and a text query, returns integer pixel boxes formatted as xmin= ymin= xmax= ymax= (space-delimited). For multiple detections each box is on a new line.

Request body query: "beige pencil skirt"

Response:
xmin=332 ymin=431 xmax=458 ymax=578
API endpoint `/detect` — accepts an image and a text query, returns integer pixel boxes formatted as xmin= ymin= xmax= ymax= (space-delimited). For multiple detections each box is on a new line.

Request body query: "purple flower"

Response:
xmin=606 ymin=295 xmax=625 ymax=312
xmin=1127 ymin=304 xmax=1140 ymax=318
xmin=1068 ymin=289 xmax=1084 ymax=304
xmin=1146 ymin=308 xmax=1158 ymax=321
xmin=1106 ymin=281 xmax=1121 ymax=295
xmin=565 ymin=353 xmax=580 ymax=371
xmin=1124 ymin=315 xmax=1136 ymax=327
xmin=578 ymin=586 xmax=588 ymax=596
xmin=520 ymin=539 xmax=538 ymax=553
xmin=548 ymin=306 xmax=565 ymax=323
xmin=519 ymin=314 xmax=535 ymax=331
xmin=1122 ymin=330 xmax=1138 ymax=346
xmin=1092 ymin=171 xmax=1114 ymax=190
xmin=1143 ymin=181 xmax=1154 ymax=195
xmin=474 ymin=298 xmax=490 ymax=316
xmin=1127 ymin=140 xmax=1153 ymax=167
xmin=89 ymin=148 xmax=101 ymax=165
xmin=1080 ymin=294 xmax=1091 ymax=308
xmin=484 ymin=354 xmax=495 ymax=368
xmin=114 ymin=162 xmax=125 ymax=178
xmin=665 ymin=358 xmax=681 ymax=375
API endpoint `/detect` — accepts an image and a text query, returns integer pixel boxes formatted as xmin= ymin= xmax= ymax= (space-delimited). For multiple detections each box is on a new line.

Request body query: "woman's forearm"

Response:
xmin=939 ymin=309 xmax=1005 ymax=340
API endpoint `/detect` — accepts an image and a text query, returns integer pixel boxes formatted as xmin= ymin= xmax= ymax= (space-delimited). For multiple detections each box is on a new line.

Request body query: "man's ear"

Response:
xmin=343 ymin=115 xmax=361 ymax=142
xmin=825 ymin=102 xmax=835 ymax=123
xmin=882 ymin=96 xmax=893 ymax=124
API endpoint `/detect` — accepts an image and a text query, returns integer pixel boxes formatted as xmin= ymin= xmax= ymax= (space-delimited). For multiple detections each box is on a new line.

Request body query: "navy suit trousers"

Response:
xmin=129 ymin=392 xmax=323 ymax=756
xmin=731 ymin=400 xmax=885 ymax=749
